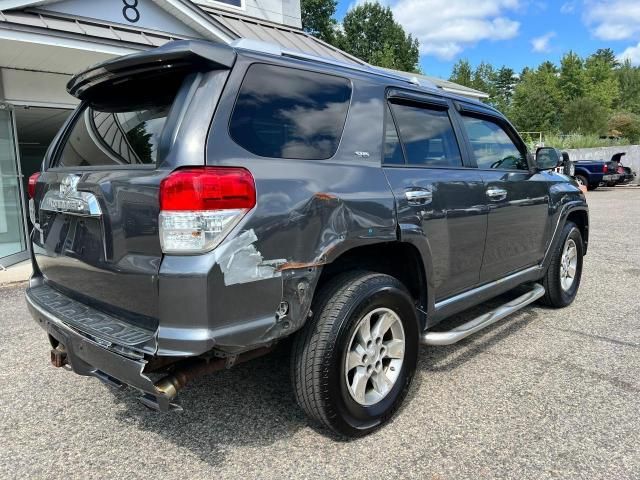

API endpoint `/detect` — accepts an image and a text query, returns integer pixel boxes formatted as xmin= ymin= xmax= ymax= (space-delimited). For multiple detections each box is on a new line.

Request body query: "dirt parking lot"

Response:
xmin=1 ymin=187 xmax=639 ymax=479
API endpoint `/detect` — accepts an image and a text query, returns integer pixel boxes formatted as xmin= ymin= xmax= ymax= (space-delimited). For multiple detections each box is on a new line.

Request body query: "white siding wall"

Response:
xmin=194 ymin=0 xmax=301 ymax=27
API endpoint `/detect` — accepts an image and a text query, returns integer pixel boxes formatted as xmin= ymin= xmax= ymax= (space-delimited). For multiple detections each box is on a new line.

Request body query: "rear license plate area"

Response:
xmin=42 ymin=213 xmax=105 ymax=262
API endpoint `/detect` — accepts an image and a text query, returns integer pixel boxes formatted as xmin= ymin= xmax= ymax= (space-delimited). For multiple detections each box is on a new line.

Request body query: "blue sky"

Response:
xmin=334 ymin=1 xmax=640 ymax=78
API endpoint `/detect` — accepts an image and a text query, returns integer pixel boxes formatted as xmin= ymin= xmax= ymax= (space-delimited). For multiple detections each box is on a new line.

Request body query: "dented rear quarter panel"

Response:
xmin=157 ymin=55 xmax=398 ymax=355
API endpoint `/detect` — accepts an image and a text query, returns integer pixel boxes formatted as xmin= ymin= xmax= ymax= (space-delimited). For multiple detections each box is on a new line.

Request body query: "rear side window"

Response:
xmin=229 ymin=64 xmax=352 ymax=159
xmin=389 ymin=102 xmax=462 ymax=167
xmin=55 ymin=71 xmax=187 ymax=167
xmin=383 ymin=104 xmax=405 ymax=165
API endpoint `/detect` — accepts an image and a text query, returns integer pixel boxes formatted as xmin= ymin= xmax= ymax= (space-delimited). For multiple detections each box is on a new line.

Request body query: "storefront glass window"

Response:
xmin=0 ymin=106 xmax=27 ymax=262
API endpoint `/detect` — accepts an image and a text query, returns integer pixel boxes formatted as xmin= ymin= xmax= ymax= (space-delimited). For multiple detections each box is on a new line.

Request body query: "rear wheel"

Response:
xmin=291 ymin=271 xmax=419 ymax=437
xmin=540 ymin=222 xmax=583 ymax=308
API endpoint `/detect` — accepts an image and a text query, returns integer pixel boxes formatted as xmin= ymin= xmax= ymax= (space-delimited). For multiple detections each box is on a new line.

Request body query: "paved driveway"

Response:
xmin=1 ymin=187 xmax=639 ymax=479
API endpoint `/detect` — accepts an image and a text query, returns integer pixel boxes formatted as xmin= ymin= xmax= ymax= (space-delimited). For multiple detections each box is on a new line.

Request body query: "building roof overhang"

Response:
xmin=0 ymin=0 xmax=488 ymax=99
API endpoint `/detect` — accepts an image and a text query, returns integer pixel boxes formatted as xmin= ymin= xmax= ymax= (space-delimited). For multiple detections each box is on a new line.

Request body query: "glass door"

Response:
xmin=0 ymin=104 xmax=29 ymax=267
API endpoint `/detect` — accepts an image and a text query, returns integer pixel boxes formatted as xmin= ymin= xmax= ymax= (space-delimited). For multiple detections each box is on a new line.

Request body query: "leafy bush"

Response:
xmin=608 ymin=112 xmax=640 ymax=143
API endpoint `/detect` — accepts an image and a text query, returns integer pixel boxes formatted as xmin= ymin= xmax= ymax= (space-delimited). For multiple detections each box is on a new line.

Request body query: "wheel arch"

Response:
xmin=315 ymin=241 xmax=429 ymax=329
xmin=566 ymin=208 xmax=589 ymax=255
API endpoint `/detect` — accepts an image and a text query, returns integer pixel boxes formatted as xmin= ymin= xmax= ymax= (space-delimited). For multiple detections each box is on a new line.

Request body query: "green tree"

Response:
xmin=472 ymin=61 xmax=497 ymax=98
xmin=510 ymin=67 xmax=563 ymax=132
xmin=584 ymin=56 xmax=619 ymax=109
xmin=492 ymin=66 xmax=516 ymax=113
xmin=561 ymin=97 xmax=608 ymax=135
xmin=558 ymin=51 xmax=585 ymax=101
xmin=338 ymin=3 xmax=419 ymax=72
xmin=449 ymin=59 xmax=473 ymax=87
xmin=590 ymin=48 xmax=619 ymax=69
xmin=539 ymin=60 xmax=559 ymax=75
xmin=301 ymin=0 xmax=338 ymax=44
xmin=615 ymin=60 xmax=640 ymax=114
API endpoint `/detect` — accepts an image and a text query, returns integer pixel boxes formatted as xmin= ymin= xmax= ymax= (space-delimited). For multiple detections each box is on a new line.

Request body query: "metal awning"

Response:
xmin=200 ymin=6 xmax=364 ymax=66
xmin=0 ymin=9 xmax=179 ymax=51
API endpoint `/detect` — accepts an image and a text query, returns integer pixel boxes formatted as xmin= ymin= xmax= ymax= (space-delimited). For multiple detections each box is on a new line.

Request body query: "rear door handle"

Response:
xmin=405 ymin=189 xmax=433 ymax=206
xmin=486 ymin=187 xmax=507 ymax=201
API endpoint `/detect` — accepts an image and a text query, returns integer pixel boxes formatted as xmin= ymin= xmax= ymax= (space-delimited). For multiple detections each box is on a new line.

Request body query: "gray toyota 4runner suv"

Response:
xmin=25 ymin=40 xmax=588 ymax=437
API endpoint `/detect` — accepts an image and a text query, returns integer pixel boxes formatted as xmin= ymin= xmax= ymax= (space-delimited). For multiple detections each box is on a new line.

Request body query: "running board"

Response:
xmin=421 ymin=283 xmax=545 ymax=346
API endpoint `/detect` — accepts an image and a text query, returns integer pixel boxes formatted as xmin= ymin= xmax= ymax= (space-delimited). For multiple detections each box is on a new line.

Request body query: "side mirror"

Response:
xmin=535 ymin=147 xmax=562 ymax=171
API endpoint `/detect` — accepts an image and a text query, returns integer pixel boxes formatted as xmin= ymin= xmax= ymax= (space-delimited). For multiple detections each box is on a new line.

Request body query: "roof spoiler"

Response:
xmin=67 ymin=40 xmax=236 ymax=100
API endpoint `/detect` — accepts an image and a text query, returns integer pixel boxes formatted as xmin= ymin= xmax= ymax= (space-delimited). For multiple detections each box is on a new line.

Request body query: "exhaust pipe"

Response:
xmin=153 ymin=346 xmax=274 ymax=400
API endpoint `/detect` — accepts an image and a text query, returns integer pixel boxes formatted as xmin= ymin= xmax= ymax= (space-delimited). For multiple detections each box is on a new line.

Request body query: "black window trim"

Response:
xmin=382 ymin=88 xmax=472 ymax=169
xmin=227 ymin=61 xmax=353 ymax=161
xmin=453 ymin=103 xmax=533 ymax=173
xmin=386 ymin=88 xmax=449 ymax=109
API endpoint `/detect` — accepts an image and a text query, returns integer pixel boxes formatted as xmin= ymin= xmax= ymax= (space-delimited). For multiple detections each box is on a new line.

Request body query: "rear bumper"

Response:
xmin=26 ymin=282 xmax=176 ymax=410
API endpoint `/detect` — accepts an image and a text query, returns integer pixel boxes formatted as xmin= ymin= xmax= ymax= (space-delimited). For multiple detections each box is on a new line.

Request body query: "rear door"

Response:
xmin=31 ymin=59 xmax=229 ymax=325
xmin=382 ymin=91 xmax=487 ymax=300
xmin=455 ymin=105 xmax=550 ymax=282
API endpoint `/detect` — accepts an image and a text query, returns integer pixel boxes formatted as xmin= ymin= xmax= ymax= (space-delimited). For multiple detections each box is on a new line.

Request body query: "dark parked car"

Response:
xmin=574 ymin=160 xmax=619 ymax=190
xmin=25 ymin=40 xmax=589 ymax=437
xmin=607 ymin=153 xmax=636 ymax=186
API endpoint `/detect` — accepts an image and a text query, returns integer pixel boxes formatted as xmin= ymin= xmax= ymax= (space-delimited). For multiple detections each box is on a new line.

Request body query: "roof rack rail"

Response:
xmin=229 ymin=38 xmax=438 ymax=91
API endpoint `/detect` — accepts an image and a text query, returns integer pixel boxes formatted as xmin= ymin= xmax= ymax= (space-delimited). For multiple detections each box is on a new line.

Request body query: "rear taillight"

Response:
xmin=159 ymin=167 xmax=256 ymax=254
xmin=603 ymin=164 xmax=608 ymax=174
xmin=28 ymin=172 xmax=40 ymax=199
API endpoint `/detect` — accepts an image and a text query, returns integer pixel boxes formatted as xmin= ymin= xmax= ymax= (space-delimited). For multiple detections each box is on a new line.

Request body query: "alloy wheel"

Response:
xmin=560 ymin=238 xmax=578 ymax=291
xmin=344 ymin=308 xmax=405 ymax=406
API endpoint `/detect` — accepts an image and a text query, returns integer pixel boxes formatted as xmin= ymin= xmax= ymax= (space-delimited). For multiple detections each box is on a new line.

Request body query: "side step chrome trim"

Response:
xmin=422 ymin=283 xmax=545 ymax=346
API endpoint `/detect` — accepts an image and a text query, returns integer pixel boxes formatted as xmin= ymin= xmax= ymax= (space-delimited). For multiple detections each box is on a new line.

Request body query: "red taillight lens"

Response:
xmin=603 ymin=164 xmax=608 ymax=174
xmin=160 ymin=167 xmax=256 ymax=211
xmin=158 ymin=167 xmax=256 ymax=254
xmin=28 ymin=172 xmax=40 ymax=199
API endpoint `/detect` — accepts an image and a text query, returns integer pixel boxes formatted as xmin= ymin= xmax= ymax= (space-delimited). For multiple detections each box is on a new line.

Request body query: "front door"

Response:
xmin=457 ymin=110 xmax=550 ymax=282
xmin=382 ymin=92 xmax=487 ymax=301
xmin=0 ymin=104 xmax=29 ymax=267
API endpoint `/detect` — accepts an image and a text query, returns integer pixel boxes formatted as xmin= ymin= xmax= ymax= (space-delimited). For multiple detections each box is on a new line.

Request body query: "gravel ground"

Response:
xmin=1 ymin=187 xmax=639 ymax=480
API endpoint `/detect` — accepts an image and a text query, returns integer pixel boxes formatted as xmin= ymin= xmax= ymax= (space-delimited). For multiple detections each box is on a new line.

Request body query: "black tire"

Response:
xmin=540 ymin=222 xmax=583 ymax=308
xmin=291 ymin=271 xmax=419 ymax=438
xmin=575 ymin=175 xmax=588 ymax=188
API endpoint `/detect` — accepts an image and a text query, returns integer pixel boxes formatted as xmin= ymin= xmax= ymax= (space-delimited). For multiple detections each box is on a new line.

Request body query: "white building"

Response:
xmin=0 ymin=0 xmax=487 ymax=266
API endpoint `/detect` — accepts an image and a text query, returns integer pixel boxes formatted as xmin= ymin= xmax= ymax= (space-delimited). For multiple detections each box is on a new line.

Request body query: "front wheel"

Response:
xmin=540 ymin=222 xmax=584 ymax=308
xmin=575 ymin=175 xmax=588 ymax=188
xmin=291 ymin=271 xmax=419 ymax=437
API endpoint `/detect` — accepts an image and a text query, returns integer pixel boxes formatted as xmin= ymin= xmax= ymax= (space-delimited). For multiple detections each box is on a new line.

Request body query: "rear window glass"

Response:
xmin=229 ymin=64 xmax=352 ymax=159
xmin=55 ymin=72 xmax=185 ymax=167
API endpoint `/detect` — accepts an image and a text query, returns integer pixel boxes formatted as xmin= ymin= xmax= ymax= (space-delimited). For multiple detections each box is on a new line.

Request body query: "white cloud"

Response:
xmin=583 ymin=0 xmax=640 ymax=41
xmin=560 ymin=1 xmax=576 ymax=13
xmin=390 ymin=0 xmax=521 ymax=60
xmin=531 ymin=31 xmax=556 ymax=52
xmin=618 ymin=42 xmax=640 ymax=65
